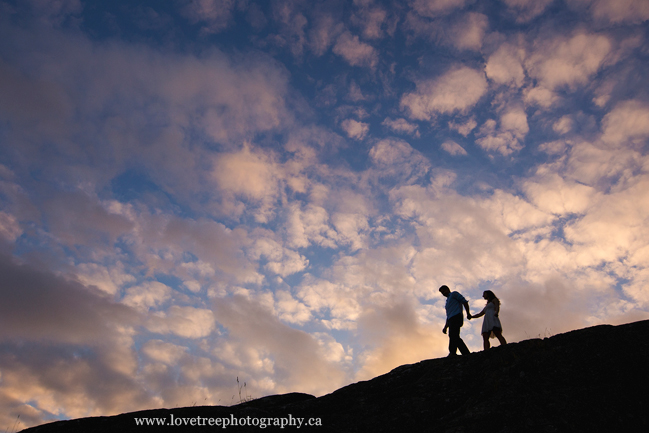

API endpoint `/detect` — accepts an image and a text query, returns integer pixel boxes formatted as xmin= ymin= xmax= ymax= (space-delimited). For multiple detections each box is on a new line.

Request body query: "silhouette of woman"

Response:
xmin=471 ymin=290 xmax=507 ymax=350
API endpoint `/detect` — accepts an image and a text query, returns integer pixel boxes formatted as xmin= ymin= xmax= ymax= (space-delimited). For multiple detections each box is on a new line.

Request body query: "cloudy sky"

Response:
xmin=1 ymin=0 xmax=649 ymax=428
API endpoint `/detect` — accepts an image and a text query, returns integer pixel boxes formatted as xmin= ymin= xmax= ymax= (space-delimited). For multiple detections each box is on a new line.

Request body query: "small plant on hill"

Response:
xmin=236 ymin=376 xmax=255 ymax=404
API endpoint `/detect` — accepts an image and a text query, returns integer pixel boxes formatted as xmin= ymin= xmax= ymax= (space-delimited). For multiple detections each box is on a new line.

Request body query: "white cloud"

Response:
xmin=523 ymin=172 xmax=597 ymax=215
xmin=341 ymin=118 xmax=370 ymax=140
xmin=122 ymin=282 xmax=173 ymax=312
xmin=181 ymin=0 xmax=236 ymax=33
xmin=297 ymin=277 xmax=362 ymax=330
xmin=411 ymin=0 xmax=471 ymax=17
xmin=400 ymin=66 xmax=488 ymax=120
xmin=502 ymin=0 xmax=554 ymax=22
xmin=213 ymin=144 xmax=278 ymax=201
xmin=369 ymin=138 xmax=431 ymax=182
xmin=553 ymin=116 xmax=574 ymax=135
xmin=76 ymin=263 xmax=136 ymax=296
xmin=285 ymin=202 xmax=337 ymax=249
xmin=146 ymin=306 xmax=215 ymax=339
xmin=482 ymin=190 xmax=554 ymax=234
xmin=486 ymin=43 xmax=526 ymax=87
xmin=333 ymin=32 xmax=378 ymax=68
xmin=213 ymin=295 xmax=348 ymax=395
xmin=382 ymin=117 xmax=420 ymax=136
xmin=441 ymin=140 xmax=468 ymax=156
xmin=448 ymin=117 xmax=477 ymax=136
xmin=525 ymin=32 xmax=612 ymax=91
xmin=356 ymin=299 xmax=446 ymax=380
xmin=331 ymin=212 xmax=370 ymax=251
xmin=448 ymin=12 xmax=488 ymax=51
xmin=142 ymin=340 xmax=188 ymax=365
xmin=0 ymin=211 xmax=22 ymax=243
xmin=564 ymin=141 xmax=644 ymax=187
xmin=274 ymin=290 xmax=312 ymax=324
xmin=247 ymin=236 xmax=309 ymax=277
xmin=601 ymin=100 xmax=649 ymax=146
xmin=309 ymin=14 xmax=342 ymax=56
xmin=475 ymin=107 xmax=529 ymax=155
xmin=568 ymin=0 xmax=649 ymax=24
xmin=523 ymin=85 xmax=558 ymax=108
xmin=353 ymin=5 xmax=389 ymax=39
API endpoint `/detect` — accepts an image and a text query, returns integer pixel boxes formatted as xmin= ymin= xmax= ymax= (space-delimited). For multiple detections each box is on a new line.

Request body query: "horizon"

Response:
xmin=1 ymin=0 xmax=649 ymax=429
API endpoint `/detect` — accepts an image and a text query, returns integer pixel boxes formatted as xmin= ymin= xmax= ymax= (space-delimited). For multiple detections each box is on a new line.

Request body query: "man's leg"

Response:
xmin=448 ymin=314 xmax=462 ymax=355
xmin=448 ymin=314 xmax=470 ymax=355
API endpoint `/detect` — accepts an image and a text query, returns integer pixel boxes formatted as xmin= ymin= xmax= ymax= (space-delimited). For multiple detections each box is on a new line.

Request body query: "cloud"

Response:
xmin=0 ymin=254 xmax=137 ymax=343
xmin=76 ymin=263 xmax=136 ymax=296
xmin=146 ymin=306 xmax=215 ymax=339
xmin=308 ymin=14 xmax=343 ymax=56
xmin=475 ymin=107 xmax=529 ymax=155
xmin=333 ymin=31 xmax=379 ymax=68
xmin=181 ymin=0 xmax=236 ymax=33
xmin=142 ymin=340 xmax=188 ymax=365
xmin=523 ymin=172 xmax=596 ymax=215
xmin=525 ymin=32 xmax=612 ymax=91
xmin=523 ymin=85 xmax=559 ymax=108
xmin=411 ymin=0 xmax=471 ymax=18
xmin=0 ymin=339 xmax=154 ymax=425
xmin=502 ymin=0 xmax=554 ymax=22
xmin=213 ymin=144 xmax=280 ymax=201
xmin=567 ymin=0 xmax=649 ymax=24
xmin=369 ymin=138 xmax=431 ymax=182
xmin=356 ymin=299 xmax=446 ymax=380
xmin=0 ymin=211 xmax=22 ymax=243
xmin=285 ymin=202 xmax=337 ymax=249
xmin=213 ymin=295 xmax=348 ymax=395
xmin=441 ymin=140 xmax=468 ymax=155
xmin=352 ymin=4 xmax=390 ymax=39
xmin=382 ymin=118 xmax=420 ymax=137
xmin=553 ymin=116 xmax=574 ymax=134
xmin=341 ymin=118 xmax=370 ymax=140
xmin=247 ymin=235 xmax=309 ymax=277
xmin=270 ymin=0 xmax=309 ymax=57
xmin=403 ymin=10 xmax=487 ymax=51
xmin=448 ymin=12 xmax=488 ymax=51
xmin=2 ymin=1 xmax=649 ymax=428
xmin=41 ymin=192 xmax=134 ymax=249
xmin=122 ymin=281 xmax=173 ymax=312
xmin=448 ymin=117 xmax=477 ymax=136
xmin=134 ymin=214 xmax=260 ymax=285
xmin=486 ymin=43 xmax=526 ymax=87
xmin=601 ymin=100 xmax=649 ymax=146
xmin=400 ymin=66 xmax=488 ymax=120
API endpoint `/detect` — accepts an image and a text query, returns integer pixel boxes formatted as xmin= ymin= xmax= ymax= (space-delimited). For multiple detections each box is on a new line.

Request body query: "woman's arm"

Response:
xmin=472 ymin=307 xmax=486 ymax=319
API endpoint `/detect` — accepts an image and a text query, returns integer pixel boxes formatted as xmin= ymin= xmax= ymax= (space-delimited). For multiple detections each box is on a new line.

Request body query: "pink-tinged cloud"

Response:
xmin=333 ymin=31 xmax=379 ymax=68
xmin=400 ymin=67 xmax=488 ymax=120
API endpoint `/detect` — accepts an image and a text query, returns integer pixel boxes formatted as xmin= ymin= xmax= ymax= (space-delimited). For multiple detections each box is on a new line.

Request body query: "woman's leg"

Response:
xmin=493 ymin=328 xmax=507 ymax=346
xmin=482 ymin=332 xmax=490 ymax=350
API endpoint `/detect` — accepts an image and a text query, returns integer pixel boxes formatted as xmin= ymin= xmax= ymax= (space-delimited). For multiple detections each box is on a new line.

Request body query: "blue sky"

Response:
xmin=1 ymin=0 xmax=649 ymax=428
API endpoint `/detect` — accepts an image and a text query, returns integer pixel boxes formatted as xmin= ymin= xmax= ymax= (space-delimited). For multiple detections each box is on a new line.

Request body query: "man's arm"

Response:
xmin=442 ymin=318 xmax=449 ymax=334
xmin=463 ymin=301 xmax=472 ymax=320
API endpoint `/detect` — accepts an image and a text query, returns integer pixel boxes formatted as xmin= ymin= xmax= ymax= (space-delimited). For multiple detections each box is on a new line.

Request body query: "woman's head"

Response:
xmin=482 ymin=290 xmax=497 ymax=301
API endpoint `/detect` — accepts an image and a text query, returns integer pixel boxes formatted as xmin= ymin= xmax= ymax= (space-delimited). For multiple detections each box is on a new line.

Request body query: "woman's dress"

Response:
xmin=480 ymin=301 xmax=502 ymax=337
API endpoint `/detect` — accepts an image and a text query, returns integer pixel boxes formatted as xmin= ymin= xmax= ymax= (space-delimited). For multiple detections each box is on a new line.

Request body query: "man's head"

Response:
xmin=439 ymin=285 xmax=451 ymax=297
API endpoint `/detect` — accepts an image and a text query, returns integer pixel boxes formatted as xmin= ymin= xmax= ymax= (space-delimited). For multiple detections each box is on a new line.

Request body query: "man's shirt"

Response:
xmin=445 ymin=291 xmax=467 ymax=318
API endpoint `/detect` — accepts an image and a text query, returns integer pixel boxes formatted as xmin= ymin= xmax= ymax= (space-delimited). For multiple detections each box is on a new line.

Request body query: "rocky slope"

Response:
xmin=22 ymin=319 xmax=649 ymax=432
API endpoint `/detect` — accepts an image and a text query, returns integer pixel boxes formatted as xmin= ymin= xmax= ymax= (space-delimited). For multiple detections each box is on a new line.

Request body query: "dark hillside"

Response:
xmin=22 ymin=319 xmax=649 ymax=432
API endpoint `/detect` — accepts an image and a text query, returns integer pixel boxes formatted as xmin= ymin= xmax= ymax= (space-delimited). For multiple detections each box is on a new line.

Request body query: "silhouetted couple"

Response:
xmin=439 ymin=285 xmax=507 ymax=356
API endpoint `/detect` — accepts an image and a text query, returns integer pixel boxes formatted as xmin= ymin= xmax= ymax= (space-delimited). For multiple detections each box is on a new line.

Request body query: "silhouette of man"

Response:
xmin=439 ymin=285 xmax=471 ymax=356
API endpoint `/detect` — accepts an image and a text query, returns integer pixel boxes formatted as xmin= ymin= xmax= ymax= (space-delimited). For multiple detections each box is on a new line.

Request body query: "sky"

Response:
xmin=1 ymin=0 xmax=649 ymax=428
